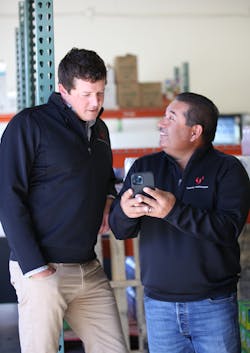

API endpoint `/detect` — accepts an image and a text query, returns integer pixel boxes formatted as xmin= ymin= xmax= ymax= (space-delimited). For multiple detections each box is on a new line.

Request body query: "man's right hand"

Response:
xmin=120 ymin=188 xmax=152 ymax=218
xmin=30 ymin=266 xmax=56 ymax=278
xmin=121 ymin=187 xmax=176 ymax=219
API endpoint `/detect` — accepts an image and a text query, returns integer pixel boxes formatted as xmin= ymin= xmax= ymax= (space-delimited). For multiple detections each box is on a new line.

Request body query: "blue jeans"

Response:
xmin=144 ymin=293 xmax=241 ymax=353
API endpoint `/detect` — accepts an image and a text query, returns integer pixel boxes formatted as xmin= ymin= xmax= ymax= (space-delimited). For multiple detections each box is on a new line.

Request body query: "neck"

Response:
xmin=175 ymin=155 xmax=192 ymax=170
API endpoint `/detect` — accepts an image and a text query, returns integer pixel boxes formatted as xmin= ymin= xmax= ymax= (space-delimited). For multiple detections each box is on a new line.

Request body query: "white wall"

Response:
xmin=1 ymin=0 xmax=250 ymax=113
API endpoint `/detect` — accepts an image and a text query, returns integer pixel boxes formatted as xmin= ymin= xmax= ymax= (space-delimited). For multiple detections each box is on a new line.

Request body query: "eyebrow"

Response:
xmin=169 ymin=109 xmax=177 ymax=116
xmin=81 ymin=90 xmax=104 ymax=94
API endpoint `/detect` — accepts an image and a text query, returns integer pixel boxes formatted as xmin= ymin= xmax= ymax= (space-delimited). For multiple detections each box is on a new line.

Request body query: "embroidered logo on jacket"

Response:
xmin=186 ymin=176 xmax=208 ymax=190
xmin=195 ymin=176 xmax=204 ymax=184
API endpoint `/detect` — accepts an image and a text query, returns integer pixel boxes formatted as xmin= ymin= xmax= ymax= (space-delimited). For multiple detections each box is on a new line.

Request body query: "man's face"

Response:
xmin=158 ymin=100 xmax=195 ymax=157
xmin=59 ymin=78 xmax=105 ymax=121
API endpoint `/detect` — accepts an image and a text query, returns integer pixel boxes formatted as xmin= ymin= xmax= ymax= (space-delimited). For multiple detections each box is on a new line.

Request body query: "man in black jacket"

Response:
xmin=109 ymin=92 xmax=250 ymax=353
xmin=0 ymin=48 xmax=128 ymax=353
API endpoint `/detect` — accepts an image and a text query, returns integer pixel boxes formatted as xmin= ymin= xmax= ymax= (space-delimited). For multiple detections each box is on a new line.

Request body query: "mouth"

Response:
xmin=159 ymin=128 xmax=168 ymax=136
xmin=86 ymin=110 xmax=99 ymax=117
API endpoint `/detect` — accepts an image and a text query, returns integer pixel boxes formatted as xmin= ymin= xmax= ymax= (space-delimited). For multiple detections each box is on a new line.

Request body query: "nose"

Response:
xmin=158 ymin=116 xmax=168 ymax=128
xmin=89 ymin=94 xmax=99 ymax=107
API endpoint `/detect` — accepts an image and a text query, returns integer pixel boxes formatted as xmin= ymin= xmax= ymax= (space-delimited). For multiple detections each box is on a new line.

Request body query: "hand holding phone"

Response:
xmin=130 ymin=172 xmax=155 ymax=197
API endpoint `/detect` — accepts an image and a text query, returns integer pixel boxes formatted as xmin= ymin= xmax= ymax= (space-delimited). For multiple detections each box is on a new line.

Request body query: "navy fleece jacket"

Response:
xmin=109 ymin=146 xmax=250 ymax=301
xmin=0 ymin=92 xmax=116 ymax=274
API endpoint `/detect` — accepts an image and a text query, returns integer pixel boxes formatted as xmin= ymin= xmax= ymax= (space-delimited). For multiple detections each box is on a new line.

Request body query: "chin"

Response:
xmin=159 ymin=139 xmax=167 ymax=147
xmin=81 ymin=114 xmax=96 ymax=121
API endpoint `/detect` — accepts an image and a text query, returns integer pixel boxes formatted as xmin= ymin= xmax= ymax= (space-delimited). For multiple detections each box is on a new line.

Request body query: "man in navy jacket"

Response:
xmin=0 ymin=48 xmax=128 ymax=353
xmin=109 ymin=92 xmax=250 ymax=353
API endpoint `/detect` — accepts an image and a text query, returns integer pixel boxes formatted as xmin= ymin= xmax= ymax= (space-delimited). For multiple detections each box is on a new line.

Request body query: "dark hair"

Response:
xmin=58 ymin=47 xmax=107 ymax=92
xmin=175 ymin=92 xmax=219 ymax=143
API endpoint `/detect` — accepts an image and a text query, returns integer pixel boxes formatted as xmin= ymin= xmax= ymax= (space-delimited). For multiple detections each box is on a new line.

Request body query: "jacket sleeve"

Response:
xmin=109 ymin=164 xmax=141 ymax=239
xmin=0 ymin=111 xmax=47 ymax=274
xmin=165 ymin=157 xmax=250 ymax=247
xmin=97 ymin=117 xmax=117 ymax=198
xmin=107 ymin=167 xmax=118 ymax=198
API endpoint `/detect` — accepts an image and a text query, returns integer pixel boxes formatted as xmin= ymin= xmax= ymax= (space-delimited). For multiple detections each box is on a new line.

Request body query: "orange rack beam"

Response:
xmin=0 ymin=113 xmax=14 ymax=122
xmin=112 ymin=145 xmax=242 ymax=169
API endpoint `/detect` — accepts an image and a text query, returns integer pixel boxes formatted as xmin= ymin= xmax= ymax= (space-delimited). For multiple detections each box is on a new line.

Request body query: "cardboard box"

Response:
xmin=140 ymin=82 xmax=163 ymax=108
xmin=114 ymin=54 xmax=138 ymax=83
xmin=117 ymin=82 xmax=140 ymax=108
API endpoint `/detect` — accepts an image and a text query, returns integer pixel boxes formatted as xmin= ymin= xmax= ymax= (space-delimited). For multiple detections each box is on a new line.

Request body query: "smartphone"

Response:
xmin=130 ymin=172 xmax=155 ymax=197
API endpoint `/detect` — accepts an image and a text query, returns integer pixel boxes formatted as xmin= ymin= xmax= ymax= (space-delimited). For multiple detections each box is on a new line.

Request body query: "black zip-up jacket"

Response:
xmin=109 ymin=146 xmax=250 ymax=301
xmin=0 ymin=92 xmax=116 ymax=274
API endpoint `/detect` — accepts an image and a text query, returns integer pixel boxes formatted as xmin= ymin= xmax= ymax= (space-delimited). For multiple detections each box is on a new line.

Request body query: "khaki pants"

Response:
xmin=10 ymin=260 xmax=128 ymax=353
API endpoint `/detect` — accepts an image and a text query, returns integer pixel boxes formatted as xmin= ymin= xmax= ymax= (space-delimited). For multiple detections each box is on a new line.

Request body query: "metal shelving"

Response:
xmin=15 ymin=0 xmax=55 ymax=110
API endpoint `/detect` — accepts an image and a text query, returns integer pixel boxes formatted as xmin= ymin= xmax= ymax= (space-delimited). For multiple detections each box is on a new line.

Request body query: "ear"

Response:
xmin=190 ymin=124 xmax=203 ymax=142
xmin=58 ymin=83 xmax=68 ymax=96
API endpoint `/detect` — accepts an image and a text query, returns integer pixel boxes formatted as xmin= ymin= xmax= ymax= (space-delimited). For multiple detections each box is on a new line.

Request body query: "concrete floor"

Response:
xmin=0 ymin=303 xmax=20 ymax=353
xmin=0 ymin=303 xmax=84 ymax=353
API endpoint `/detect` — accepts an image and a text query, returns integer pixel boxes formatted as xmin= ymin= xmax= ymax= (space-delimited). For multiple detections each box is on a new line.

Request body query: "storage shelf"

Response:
xmin=0 ymin=105 xmax=167 ymax=121
xmin=103 ymin=107 xmax=165 ymax=119
xmin=103 ymin=97 xmax=170 ymax=119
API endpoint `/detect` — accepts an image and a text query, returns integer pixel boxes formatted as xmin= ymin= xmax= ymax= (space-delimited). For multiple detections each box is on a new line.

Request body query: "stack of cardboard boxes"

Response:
xmin=114 ymin=54 xmax=163 ymax=109
xmin=115 ymin=54 xmax=140 ymax=108
xmin=140 ymin=82 xmax=163 ymax=108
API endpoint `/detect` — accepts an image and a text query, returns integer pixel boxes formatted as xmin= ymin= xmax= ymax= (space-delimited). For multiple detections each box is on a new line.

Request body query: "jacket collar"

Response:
xmin=48 ymin=92 xmax=105 ymax=136
xmin=164 ymin=143 xmax=214 ymax=169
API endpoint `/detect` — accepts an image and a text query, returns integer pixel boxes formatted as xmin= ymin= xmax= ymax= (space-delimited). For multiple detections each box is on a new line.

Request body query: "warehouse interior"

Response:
xmin=0 ymin=1 xmax=250 ymax=353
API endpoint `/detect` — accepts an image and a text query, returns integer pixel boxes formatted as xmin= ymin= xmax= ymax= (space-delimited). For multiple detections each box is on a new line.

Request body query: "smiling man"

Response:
xmin=109 ymin=92 xmax=250 ymax=353
xmin=0 ymin=48 xmax=128 ymax=353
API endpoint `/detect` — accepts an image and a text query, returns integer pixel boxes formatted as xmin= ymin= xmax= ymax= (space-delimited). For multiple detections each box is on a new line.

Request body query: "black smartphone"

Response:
xmin=130 ymin=172 xmax=155 ymax=197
